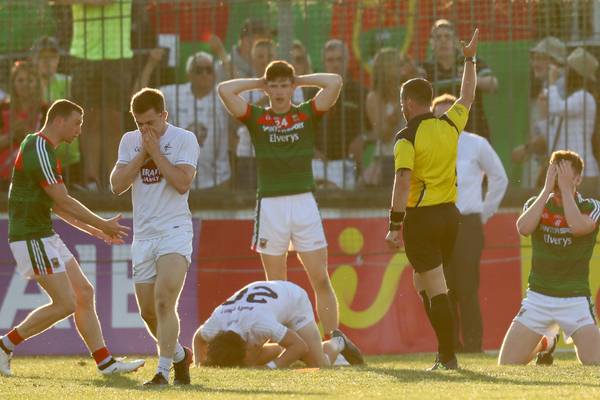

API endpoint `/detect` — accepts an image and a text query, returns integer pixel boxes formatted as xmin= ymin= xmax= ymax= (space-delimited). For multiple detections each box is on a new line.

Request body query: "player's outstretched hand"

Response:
xmin=385 ymin=230 xmax=401 ymax=251
xmin=462 ymin=28 xmax=479 ymax=58
xmin=101 ymin=214 xmax=130 ymax=239
xmin=95 ymin=230 xmax=126 ymax=245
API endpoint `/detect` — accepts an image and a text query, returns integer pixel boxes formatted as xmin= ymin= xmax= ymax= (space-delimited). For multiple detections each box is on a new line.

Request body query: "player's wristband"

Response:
xmin=464 ymin=56 xmax=477 ymax=64
xmin=389 ymin=210 xmax=405 ymax=231
xmin=265 ymin=361 xmax=277 ymax=369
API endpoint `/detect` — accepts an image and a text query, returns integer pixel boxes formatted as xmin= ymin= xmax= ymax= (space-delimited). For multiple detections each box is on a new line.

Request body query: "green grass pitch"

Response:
xmin=1 ymin=353 xmax=599 ymax=399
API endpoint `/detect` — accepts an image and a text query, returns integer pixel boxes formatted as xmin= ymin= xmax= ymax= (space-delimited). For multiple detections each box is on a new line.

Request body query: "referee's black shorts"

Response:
xmin=403 ymin=202 xmax=460 ymax=273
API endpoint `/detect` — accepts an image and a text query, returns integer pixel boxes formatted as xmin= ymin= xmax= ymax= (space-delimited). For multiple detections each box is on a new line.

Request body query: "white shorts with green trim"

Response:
xmin=251 ymin=192 xmax=327 ymax=256
xmin=131 ymin=229 xmax=193 ymax=284
xmin=9 ymin=234 xmax=73 ymax=279
xmin=514 ymin=290 xmax=597 ymax=341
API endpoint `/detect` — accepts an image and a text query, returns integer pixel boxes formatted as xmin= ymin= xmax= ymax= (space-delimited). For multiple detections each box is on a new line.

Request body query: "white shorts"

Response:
xmin=9 ymin=234 xmax=74 ymax=279
xmin=252 ymin=192 xmax=327 ymax=255
xmin=514 ymin=290 xmax=597 ymax=341
xmin=284 ymin=282 xmax=316 ymax=331
xmin=131 ymin=229 xmax=193 ymax=284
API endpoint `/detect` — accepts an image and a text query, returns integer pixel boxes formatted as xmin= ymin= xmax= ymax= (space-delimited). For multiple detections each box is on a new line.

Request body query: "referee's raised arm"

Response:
xmin=457 ymin=28 xmax=479 ymax=110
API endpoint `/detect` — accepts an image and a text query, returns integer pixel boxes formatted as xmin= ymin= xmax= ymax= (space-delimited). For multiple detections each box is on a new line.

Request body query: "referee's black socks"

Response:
xmin=429 ymin=293 xmax=456 ymax=363
xmin=418 ymin=290 xmax=432 ymax=320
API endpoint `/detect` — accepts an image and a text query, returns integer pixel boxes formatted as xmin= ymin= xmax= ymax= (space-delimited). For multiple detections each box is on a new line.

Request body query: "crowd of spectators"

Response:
xmin=1 ymin=1 xmax=597 ymax=197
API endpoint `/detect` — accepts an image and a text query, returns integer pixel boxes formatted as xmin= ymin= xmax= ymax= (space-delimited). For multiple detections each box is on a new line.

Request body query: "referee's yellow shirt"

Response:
xmin=393 ymin=102 xmax=469 ymax=208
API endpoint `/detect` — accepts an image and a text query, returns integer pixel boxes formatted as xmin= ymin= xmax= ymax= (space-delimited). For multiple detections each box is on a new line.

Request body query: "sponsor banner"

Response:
xmin=0 ymin=219 xmax=199 ymax=356
xmin=196 ymin=214 xmax=521 ymax=355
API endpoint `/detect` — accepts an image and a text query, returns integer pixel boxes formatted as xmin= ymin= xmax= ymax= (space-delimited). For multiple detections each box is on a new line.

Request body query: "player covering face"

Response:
xmin=193 ymin=281 xmax=364 ymax=368
xmin=499 ymin=151 xmax=600 ymax=366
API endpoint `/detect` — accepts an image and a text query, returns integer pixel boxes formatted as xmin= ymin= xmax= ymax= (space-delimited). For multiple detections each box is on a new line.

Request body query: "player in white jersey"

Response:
xmin=110 ymin=88 xmax=200 ymax=386
xmin=192 ymin=281 xmax=364 ymax=368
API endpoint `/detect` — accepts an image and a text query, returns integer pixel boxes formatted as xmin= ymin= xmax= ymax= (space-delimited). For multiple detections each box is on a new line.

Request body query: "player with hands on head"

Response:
xmin=217 ymin=59 xmax=356 ymax=345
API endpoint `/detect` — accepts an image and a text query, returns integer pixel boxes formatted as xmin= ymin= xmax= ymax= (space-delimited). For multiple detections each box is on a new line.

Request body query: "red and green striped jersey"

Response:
xmin=524 ymin=193 xmax=600 ymax=297
xmin=239 ymin=100 xmax=324 ymax=197
xmin=8 ymin=133 xmax=63 ymax=242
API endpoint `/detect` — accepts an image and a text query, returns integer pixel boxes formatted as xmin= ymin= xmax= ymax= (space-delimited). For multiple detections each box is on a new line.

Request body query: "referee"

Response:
xmin=386 ymin=29 xmax=479 ymax=370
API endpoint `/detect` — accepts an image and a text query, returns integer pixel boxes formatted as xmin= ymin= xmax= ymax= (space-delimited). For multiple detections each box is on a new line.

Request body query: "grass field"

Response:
xmin=1 ymin=352 xmax=599 ymax=399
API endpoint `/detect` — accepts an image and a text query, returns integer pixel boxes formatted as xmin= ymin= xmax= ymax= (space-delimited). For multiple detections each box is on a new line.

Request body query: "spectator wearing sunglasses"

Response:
xmin=161 ymin=51 xmax=231 ymax=189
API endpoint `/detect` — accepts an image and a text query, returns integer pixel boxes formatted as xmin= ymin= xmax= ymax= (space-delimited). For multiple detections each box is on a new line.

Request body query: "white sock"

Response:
xmin=331 ymin=336 xmax=345 ymax=353
xmin=157 ymin=356 xmax=172 ymax=380
xmin=173 ymin=342 xmax=185 ymax=363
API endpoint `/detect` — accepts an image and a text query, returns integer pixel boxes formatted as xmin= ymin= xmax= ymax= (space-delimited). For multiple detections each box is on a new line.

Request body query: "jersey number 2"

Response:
xmin=222 ymin=286 xmax=279 ymax=305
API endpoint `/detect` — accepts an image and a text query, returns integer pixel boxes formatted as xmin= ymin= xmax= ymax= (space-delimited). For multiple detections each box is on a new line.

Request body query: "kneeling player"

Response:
xmin=499 ymin=151 xmax=600 ymax=365
xmin=192 ymin=281 xmax=364 ymax=368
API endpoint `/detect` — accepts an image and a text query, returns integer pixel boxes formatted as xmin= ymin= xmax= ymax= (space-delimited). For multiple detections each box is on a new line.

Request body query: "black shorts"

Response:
xmin=403 ymin=202 xmax=460 ymax=273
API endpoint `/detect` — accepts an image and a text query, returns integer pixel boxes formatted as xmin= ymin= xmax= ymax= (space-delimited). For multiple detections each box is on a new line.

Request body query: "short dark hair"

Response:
xmin=431 ymin=93 xmax=457 ymax=109
xmin=265 ymin=60 xmax=295 ymax=82
xmin=130 ymin=88 xmax=165 ymax=115
xmin=401 ymin=78 xmax=433 ymax=106
xmin=550 ymin=150 xmax=584 ymax=175
xmin=205 ymin=331 xmax=246 ymax=367
xmin=45 ymin=99 xmax=83 ymax=125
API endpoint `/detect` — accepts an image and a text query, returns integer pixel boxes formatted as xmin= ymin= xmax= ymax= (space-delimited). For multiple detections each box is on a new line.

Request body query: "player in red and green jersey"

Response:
xmin=0 ymin=99 xmax=144 ymax=377
xmin=217 ymin=60 xmax=348 ymax=340
xmin=499 ymin=150 xmax=600 ymax=366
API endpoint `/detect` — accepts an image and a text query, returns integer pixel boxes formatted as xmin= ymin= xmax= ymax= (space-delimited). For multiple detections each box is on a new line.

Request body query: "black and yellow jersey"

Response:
xmin=393 ymin=102 xmax=469 ymax=208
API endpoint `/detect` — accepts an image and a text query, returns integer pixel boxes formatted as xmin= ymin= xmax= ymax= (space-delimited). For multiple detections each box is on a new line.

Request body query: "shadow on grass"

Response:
xmin=87 ymin=376 xmax=325 ymax=396
xmin=364 ymin=366 xmax=600 ymax=388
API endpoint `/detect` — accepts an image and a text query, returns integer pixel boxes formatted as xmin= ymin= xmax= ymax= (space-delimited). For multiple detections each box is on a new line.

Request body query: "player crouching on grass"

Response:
xmin=499 ymin=150 xmax=600 ymax=366
xmin=192 ymin=281 xmax=364 ymax=368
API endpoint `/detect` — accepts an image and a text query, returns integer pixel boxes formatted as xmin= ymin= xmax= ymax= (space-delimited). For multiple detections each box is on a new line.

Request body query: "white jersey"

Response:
xmin=161 ymin=84 xmax=231 ymax=189
xmin=117 ymin=123 xmax=200 ymax=240
xmin=200 ymin=281 xmax=313 ymax=347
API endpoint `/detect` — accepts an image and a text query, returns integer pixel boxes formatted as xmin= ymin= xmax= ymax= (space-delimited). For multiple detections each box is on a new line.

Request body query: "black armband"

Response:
xmin=389 ymin=210 xmax=405 ymax=231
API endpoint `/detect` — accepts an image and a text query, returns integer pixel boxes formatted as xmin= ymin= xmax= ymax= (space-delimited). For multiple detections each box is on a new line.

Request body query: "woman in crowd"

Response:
xmin=0 ymin=61 xmax=47 ymax=189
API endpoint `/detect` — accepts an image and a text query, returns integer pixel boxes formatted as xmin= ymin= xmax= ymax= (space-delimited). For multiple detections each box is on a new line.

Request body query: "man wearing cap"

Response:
xmin=30 ymin=36 xmax=79 ymax=179
xmin=161 ymin=51 xmax=231 ymax=189
xmin=512 ymin=37 xmax=567 ymax=177
xmin=516 ymin=47 xmax=599 ymax=195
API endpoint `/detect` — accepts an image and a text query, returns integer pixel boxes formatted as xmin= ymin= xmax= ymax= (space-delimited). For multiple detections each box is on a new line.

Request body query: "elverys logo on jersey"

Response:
xmin=140 ymin=159 xmax=162 ymax=184
xmin=258 ymin=112 xmax=309 ymax=144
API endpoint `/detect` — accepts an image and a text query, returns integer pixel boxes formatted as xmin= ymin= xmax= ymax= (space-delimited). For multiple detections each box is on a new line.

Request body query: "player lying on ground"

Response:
xmin=499 ymin=150 xmax=600 ymax=366
xmin=0 ymin=99 xmax=144 ymax=377
xmin=192 ymin=281 xmax=364 ymax=368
